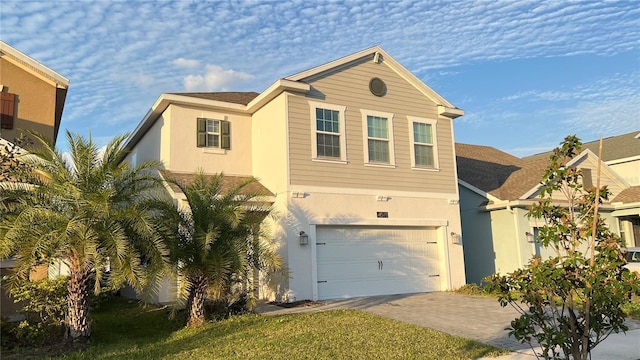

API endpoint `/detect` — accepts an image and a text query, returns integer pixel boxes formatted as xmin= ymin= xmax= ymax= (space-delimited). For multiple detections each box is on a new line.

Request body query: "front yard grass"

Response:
xmin=4 ymin=298 xmax=508 ymax=360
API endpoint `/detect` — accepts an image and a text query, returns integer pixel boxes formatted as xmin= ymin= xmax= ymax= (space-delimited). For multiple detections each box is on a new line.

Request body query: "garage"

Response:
xmin=316 ymin=225 xmax=442 ymax=300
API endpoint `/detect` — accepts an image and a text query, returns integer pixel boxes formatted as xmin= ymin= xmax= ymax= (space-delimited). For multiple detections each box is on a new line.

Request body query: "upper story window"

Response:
xmin=361 ymin=109 xmax=395 ymax=167
xmin=309 ymin=101 xmax=347 ymax=163
xmin=197 ymin=118 xmax=230 ymax=150
xmin=408 ymin=116 xmax=438 ymax=169
xmin=1 ymin=92 xmax=16 ymax=130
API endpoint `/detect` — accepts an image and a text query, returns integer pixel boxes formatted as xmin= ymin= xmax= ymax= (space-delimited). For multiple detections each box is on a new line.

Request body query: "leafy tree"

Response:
xmin=152 ymin=172 xmax=281 ymax=327
xmin=486 ymin=135 xmax=640 ymax=359
xmin=0 ymin=131 xmax=168 ymax=342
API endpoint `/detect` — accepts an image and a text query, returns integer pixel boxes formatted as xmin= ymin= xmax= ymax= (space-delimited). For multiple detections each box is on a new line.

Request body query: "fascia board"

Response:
xmin=286 ymin=46 xmax=384 ymax=81
xmin=458 ymin=179 xmax=502 ymax=203
xmin=0 ymin=41 xmax=69 ymax=88
xmin=246 ymin=79 xmax=310 ymax=113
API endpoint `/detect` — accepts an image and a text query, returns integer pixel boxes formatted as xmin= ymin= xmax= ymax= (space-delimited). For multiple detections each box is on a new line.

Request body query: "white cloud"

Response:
xmin=172 ymin=58 xmax=200 ymax=69
xmin=183 ymin=65 xmax=254 ymax=92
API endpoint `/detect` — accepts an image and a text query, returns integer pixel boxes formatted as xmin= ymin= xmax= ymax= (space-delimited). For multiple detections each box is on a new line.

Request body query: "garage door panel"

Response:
xmin=316 ymin=226 xmax=442 ymax=300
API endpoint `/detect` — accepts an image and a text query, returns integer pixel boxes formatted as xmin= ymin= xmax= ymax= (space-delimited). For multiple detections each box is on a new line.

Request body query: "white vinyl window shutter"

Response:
xmin=221 ymin=120 xmax=230 ymax=150
xmin=197 ymin=118 xmax=206 ymax=147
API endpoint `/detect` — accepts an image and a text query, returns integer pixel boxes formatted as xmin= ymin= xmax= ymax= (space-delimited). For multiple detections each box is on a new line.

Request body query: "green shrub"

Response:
xmin=6 ymin=276 xmax=68 ymax=346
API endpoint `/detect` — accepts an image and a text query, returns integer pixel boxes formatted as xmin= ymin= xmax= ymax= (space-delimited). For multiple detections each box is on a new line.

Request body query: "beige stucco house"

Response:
xmin=124 ymin=46 xmax=467 ymax=302
xmin=0 ymin=41 xmax=69 ymax=316
xmin=458 ymin=133 xmax=639 ymax=285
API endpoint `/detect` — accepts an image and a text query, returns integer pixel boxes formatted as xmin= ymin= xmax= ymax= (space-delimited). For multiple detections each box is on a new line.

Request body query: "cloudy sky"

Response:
xmin=2 ymin=0 xmax=638 ymax=156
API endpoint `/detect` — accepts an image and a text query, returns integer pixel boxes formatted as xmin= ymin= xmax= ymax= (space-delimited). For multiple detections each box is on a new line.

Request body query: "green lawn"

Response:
xmin=5 ymin=298 xmax=508 ymax=360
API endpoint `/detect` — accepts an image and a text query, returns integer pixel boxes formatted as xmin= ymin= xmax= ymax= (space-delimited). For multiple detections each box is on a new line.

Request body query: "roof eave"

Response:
xmin=246 ymin=79 xmax=310 ymax=113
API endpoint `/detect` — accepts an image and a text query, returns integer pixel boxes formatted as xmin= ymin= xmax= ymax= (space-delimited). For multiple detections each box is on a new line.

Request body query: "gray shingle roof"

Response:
xmin=525 ymin=131 xmax=640 ymax=162
xmin=160 ymin=170 xmax=274 ymax=197
xmin=456 ymin=143 xmax=546 ymax=201
xmin=613 ymin=186 xmax=640 ymax=203
xmin=169 ymin=92 xmax=260 ymax=106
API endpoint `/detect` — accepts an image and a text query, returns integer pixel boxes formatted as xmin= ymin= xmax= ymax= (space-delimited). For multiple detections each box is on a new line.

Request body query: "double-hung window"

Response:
xmin=309 ymin=101 xmax=347 ymax=162
xmin=408 ymin=116 xmax=438 ymax=169
xmin=361 ymin=110 xmax=395 ymax=166
xmin=197 ymin=118 xmax=230 ymax=149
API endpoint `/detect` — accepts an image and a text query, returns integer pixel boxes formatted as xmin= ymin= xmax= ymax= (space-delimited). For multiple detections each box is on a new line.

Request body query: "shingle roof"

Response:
xmin=169 ymin=92 xmax=260 ymax=106
xmin=613 ymin=186 xmax=640 ymax=203
xmin=525 ymin=131 xmax=640 ymax=162
xmin=456 ymin=143 xmax=546 ymax=200
xmin=160 ymin=170 xmax=274 ymax=197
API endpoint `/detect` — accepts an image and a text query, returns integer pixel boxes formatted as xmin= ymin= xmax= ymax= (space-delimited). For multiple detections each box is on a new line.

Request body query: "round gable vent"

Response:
xmin=369 ymin=77 xmax=386 ymax=97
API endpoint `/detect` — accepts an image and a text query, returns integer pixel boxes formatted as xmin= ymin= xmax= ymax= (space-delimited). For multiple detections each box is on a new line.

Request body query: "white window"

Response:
xmin=361 ymin=109 xmax=395 ymax=167
xmin=408 ymin=116 xmax=438 ymax=169
xmin=197 ymin=118 xmax=230 ymax=149
xmin=309 ymin=101 xmax=347 ymax=163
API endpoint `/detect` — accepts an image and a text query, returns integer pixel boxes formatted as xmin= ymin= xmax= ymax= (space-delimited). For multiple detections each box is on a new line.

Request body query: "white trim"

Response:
xmin=361 ymin=109 xmax=395 ymax=166
xmin=0 ymin=41 xmax=69 ymax=88
xmin=288 ymin=183 xmax=458 ymax=200
xmin=407 ymin=116 xmax=439 ymax=170
xmin=606 ymin=155 xmax=640 ymax=165
xmin=310 ymin=217 xmax=449 ymax=226
xmin=308 ymin=101 xmax=347 ymax=162
xmin=519 ymin=149 xmax=630 ymax=200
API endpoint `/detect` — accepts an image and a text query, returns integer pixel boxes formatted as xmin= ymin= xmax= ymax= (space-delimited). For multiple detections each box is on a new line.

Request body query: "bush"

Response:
xmin=5 ymin=276 xmax=68 ymax=347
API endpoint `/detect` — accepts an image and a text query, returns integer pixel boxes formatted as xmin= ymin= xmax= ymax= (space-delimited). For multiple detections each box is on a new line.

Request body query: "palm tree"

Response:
xmin=152 ymin=172 xmax=281 ymax=327
xmin=0 ymin=131 xmax=167 ymax=342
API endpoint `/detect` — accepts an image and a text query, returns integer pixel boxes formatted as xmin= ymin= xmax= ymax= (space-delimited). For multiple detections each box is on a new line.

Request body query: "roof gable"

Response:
xmin=285 ymin=46 xmax=462 ymax=118
xmin=0 ymin=41 xmax=69 ymax=89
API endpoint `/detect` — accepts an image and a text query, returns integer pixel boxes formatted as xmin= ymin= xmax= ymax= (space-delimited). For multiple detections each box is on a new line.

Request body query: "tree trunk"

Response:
xmin=186 ymin=274 xmax=208 ymax=327
xmin=66 ymin=265 xmax=92 ymax=342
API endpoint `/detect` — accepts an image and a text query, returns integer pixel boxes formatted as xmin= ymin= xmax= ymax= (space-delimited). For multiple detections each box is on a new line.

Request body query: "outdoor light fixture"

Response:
xmin=299 ymin=231 xmax=309 ymax=245
xmin=525 ymin=231 xmax=535 ymax=243
xmin=450 ymin=232 xmax=461 ymax=245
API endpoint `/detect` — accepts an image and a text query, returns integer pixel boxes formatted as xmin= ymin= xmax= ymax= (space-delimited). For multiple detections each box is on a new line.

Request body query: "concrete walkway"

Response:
xmin=256 ymin=292 xmax=640 ymax=360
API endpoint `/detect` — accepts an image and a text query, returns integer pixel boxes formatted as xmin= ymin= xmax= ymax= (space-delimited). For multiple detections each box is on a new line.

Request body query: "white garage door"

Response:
xmin=316 ymin=225 xmax=441 ymax=300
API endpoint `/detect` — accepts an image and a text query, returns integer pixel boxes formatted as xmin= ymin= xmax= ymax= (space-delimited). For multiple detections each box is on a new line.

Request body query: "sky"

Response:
xmin=1 ymin=0 xmax=638 ymax=157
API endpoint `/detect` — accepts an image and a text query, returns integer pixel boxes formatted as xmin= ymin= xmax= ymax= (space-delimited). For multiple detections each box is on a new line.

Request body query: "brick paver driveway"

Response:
xmin=265 ymin=292 xmax=640 ymax=353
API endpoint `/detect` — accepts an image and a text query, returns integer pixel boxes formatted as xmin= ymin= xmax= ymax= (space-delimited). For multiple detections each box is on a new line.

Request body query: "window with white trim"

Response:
xmin=309 ymin=101 xmax=347 ymax=162
xmin=197 ymin=118 xmax=230 ymax=149
xmin=361 ymin=110 xmax=395 ymax=166
xmin=408 ymin=116 xmax=438 ymax=169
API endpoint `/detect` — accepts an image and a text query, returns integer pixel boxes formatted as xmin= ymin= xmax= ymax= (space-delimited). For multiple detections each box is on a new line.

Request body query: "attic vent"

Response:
xmin=369 ymin=77 xmax=386 ymax=97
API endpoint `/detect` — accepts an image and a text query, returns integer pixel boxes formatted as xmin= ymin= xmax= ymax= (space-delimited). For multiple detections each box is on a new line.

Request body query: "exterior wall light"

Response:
xmin=450 ymin=232 xmax=462 ymax=245
xmin=525 ymin=231 xmax=535 ymax=243
xmin=299 ymin=231 xmax=309 ymax=245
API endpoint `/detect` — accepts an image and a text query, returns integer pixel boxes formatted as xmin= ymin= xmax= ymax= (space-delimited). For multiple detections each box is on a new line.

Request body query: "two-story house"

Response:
xmin=124 ymin=46 xmax=466 ymax=302
xmin=1 ymin=41 xmax=70 ymax=317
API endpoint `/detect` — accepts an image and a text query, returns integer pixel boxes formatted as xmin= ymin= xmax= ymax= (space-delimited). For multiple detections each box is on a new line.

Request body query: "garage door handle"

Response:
xmin=318 ymin=280 xmax=327 ymax=283
xmin=380 ymin=261 xmax=383 ymax=270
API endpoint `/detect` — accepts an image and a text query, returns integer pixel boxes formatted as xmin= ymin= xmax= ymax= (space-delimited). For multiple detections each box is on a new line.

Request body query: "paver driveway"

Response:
xmin=257 ymin=291 xmax=640 ymax=357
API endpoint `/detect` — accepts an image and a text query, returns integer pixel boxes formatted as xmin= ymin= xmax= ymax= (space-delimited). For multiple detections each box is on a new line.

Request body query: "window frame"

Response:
xmin=197 ymin=118 xmax=230 ymax=151
xmin=308 ymin=101 xmax=347 ymax=163
xmin=408 ymin=116 xmax=439 ymax=170
xmin=361 ymin=109 xmax=396 ymax=167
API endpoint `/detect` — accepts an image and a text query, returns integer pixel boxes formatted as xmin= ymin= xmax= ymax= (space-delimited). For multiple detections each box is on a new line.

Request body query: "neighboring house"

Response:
xmin=0 ymin=41 xmax=69 ymax=317
xmin=0 ymin=41 xmax=69 ymax=145
xmin=457 ymin=133 xmax=640 ymax=285
xmin=124 ymin=46 xmax=466 ymax=302
xmin=525 ymin=131 xmax=640 ymax=248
